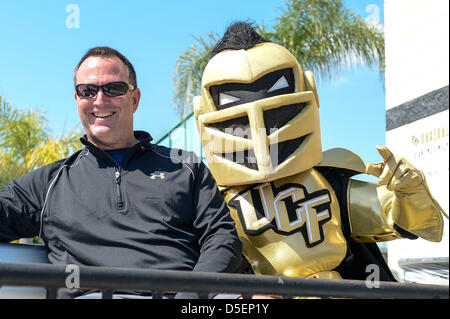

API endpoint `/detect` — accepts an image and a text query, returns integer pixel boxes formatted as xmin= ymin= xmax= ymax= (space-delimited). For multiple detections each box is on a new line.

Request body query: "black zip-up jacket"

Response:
xmin=0 ymin=131 xmax=242 ymax=277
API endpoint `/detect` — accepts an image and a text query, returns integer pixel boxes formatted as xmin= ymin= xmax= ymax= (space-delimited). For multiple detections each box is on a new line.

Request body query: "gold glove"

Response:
xmin=365 ymin=145 xmax=447 ymax=242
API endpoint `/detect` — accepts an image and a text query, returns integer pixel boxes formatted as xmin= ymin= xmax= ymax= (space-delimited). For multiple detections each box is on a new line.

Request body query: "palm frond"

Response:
xmin=171 ymin=0 xmax=385 ymax=116
xmin=269 ymin=0 xmax=384 ymax=81
xmin=172 ymin=32 xmax=218 ymax=118
xmin=0 ymin=95 xmax=83 ymax=186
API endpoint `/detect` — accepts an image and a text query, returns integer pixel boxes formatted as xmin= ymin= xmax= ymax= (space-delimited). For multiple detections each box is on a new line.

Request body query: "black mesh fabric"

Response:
xmin=263 ymin=103 xmax=307 ymax=136
xmin=209 ymin=68 xmax=295 ymax=110
xmin=219 ymin=148 xmax=258 ymax=171
xmin=208 ymin=116 xmax=251 ymax=139
xmin=271 ymin=136 xmax=307 ymax=168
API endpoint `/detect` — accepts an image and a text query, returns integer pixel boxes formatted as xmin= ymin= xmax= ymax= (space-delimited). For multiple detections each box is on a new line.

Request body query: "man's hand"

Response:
xmin=366 ymin=145 xmax=423 ymax=192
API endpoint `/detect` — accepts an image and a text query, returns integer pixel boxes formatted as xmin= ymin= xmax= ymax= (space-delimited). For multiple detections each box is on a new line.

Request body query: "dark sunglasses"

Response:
xmin=75 ymin=81 xmax=135 ymax=98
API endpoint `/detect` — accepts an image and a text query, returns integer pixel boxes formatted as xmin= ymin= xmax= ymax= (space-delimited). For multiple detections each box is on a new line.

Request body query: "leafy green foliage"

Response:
xmin=261 ymin=0 xmax=385 ymax=80
xmin=172 ymin=0 xmax=385 ymax=117
xmin=0 ymin=95 xmax=83 ymax=189
xmin=172 ymin=32 xmax=219 ymax=118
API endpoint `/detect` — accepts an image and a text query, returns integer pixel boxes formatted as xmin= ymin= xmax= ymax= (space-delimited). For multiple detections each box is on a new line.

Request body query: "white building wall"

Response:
xmin=384 ymin=0 xmax=449 ymax=284
xmin=385 ymin=0 xmax=449 ymax=110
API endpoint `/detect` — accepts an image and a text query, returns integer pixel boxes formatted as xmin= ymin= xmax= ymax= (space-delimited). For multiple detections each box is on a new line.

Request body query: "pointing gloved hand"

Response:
xmin=366 ymin=145 xmax=423 ymax=192
xmin=366 ymin=145 xmax=447 ymax=242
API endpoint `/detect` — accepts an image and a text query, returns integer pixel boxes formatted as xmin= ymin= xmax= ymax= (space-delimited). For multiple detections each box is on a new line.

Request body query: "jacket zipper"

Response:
xmin=115 ymin=169 xmax=124 ymax=210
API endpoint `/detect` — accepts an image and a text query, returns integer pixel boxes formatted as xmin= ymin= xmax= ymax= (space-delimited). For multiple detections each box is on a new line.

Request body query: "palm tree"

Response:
xmin=0 ymin=95 xmax=82 ymax=189
xmin=172 ymin=32 xmax=219 ymax=118
xmin=262 ymin=0 xmax=385 ymax=80
xmin=172 ymin=0 xmax=384 ymax=117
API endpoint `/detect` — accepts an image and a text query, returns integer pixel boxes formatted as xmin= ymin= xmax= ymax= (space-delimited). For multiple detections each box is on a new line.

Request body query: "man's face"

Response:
xmin=75 ymin=56 xmax=141 ymax=150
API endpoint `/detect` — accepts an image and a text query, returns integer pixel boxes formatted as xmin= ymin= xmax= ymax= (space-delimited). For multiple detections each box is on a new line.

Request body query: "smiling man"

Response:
xmin=0 ymin=47 xmax=243 ymax=299
xmin=74 ymin=50 xmax=140 ymax=150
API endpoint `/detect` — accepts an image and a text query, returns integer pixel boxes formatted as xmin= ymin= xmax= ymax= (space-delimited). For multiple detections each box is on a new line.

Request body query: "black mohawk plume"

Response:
xmin=211 ymin=21 xmax=270 ymax=57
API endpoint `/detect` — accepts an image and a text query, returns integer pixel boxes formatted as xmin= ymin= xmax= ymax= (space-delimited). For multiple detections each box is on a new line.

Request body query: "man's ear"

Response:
xmin=132 ymin=88 xmax=141 ymax=113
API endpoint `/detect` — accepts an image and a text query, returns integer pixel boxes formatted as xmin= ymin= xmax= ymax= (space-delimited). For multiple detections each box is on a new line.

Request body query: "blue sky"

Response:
xmin=0 ymin=0 xmax=384 ymax=174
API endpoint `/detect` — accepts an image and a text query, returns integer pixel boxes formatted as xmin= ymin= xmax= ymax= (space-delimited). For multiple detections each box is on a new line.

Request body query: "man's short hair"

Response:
xmin=74 ymin=46 xmax=137 ymax=88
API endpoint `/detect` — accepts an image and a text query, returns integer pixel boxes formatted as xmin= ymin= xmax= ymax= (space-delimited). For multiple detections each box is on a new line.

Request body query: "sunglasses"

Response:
xmin=75 ymin=81 xmax=135 ymax=98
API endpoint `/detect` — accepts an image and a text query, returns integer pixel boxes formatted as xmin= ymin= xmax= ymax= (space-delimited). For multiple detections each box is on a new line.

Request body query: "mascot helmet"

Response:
xmin=194 ymin=22 xmax=322 ymax=186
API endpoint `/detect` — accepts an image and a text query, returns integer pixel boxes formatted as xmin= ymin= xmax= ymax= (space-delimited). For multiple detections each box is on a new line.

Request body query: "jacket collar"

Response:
xmin=80 ymin=130 xmax=153 ymax=150
xmin=80 ymin=131 xmax=153 ymax=167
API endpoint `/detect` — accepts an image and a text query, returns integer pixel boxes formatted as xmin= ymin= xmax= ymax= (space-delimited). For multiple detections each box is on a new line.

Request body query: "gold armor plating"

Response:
xmin=224 ymin=168 xmax=347 ymax=278
xmin=307 ymin=271 xmax=342 ymax=279
xmin=347 ymin=180 xmax=402 ymax=243
xmin=317 ymin=148 xmax=366 ymax=174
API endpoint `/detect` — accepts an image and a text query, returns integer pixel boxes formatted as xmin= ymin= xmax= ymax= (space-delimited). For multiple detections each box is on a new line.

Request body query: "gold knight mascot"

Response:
xmin=193 ymin=22 xmax=447 ymax=283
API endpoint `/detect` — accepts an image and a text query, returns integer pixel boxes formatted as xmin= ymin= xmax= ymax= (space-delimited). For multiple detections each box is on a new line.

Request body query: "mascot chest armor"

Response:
xmin=224 ymin=169 xmax=346 ymax=278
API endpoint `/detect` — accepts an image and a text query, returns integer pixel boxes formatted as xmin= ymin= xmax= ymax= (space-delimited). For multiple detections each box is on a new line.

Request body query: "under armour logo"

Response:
xmin=150 ymin=172 xmax=165 ymax=180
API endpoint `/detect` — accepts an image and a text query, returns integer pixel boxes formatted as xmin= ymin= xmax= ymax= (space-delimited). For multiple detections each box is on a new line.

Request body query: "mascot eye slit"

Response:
xmin=210 ymin=68 xmax=295 ymax=110
xmin=219 ymin=92 xmax=241 ymax=105
xmin=267 ymin=75 xmax=290 ymax=92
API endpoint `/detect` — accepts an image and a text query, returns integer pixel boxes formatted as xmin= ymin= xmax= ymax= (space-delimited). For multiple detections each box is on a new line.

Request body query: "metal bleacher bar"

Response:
xmin=0 ymin=261 xmax=448 ymax=299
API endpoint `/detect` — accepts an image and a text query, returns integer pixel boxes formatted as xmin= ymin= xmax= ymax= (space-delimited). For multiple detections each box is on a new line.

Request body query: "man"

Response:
xmin=0 ymin=47 xmax=243 ymax=298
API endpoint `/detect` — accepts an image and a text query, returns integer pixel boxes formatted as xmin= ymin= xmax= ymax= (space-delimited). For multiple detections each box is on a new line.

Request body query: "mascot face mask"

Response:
xmin=194 ymin=42 xmax=322 ymax=186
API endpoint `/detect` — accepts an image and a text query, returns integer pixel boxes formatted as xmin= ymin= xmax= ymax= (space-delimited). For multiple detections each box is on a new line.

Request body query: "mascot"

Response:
xmin=193 ymin=22 xmax=447 ymax=282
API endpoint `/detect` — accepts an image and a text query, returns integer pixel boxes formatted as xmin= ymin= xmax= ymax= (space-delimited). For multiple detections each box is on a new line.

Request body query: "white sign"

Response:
xmin=386 ymin=109 xmax=449 ymax=282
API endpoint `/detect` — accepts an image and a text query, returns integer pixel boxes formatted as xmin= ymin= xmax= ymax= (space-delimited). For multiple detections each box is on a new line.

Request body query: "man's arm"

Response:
xmin=0 ymin=163 xmax=57 ymax=242
xmin=174 ymin=160 xmax=243 ymax=299
xmin=191 ymin=161 xmax=243 ymax=273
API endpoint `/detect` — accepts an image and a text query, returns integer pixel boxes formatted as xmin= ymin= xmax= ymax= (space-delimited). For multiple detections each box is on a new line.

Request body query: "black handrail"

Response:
xmin=0 ymin=262 xmax=448 ymax=299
